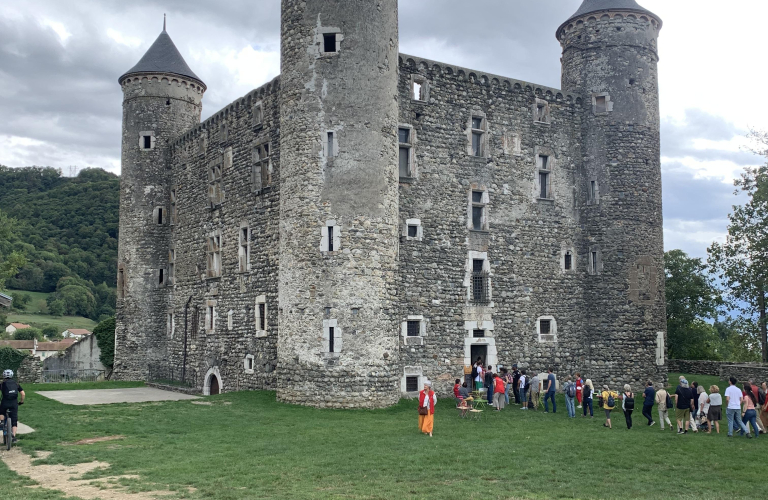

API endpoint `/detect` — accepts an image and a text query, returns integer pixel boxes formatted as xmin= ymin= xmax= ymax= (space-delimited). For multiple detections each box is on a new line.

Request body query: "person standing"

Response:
xmin=493 ymin=372 xmax=506 ymax=410
xmin=674 ymin=378 xmax=694 ymax=434
xmin=511 ymin=364 xmax=521 ymax=405
xmin=543 ymin=367 xmax=557 ymax=414
xmin=485 ymin=365 xmax=495 ymax=406
xmin=642 ymin=380 xmax=656 ymax=427
xmin=621 ymin=384 xmax=635 ymax=430
xmin=602 ymin=385 xmax=618 ymax=429
xmin=503 ymin=368 xmax=514 ymax=405
xmin=563 ymin=376 xmax=576 ymax=418
xmin=453 ymin=378 xmax=461 ymax=400
xmin=742 ymin=382 xmax=760 ymax=438
xmin=689 ymin=381 xmax=700 ymax=432
xmin=697 ymin=385 xmax=710 ymax=432
xmin=707 ymin=385 xmax=722 ymax=434
xmin=746 ymin=380 xmax=765 ymax=434
xmin=655 ymin=384 xmax=673 ymax=431
xmin=518 ymin=370 xmax=528 ymax=410
xmin=530 ymin=372 xmax=541 ymax=410
xmin=473 ymin=359 xmax=484 ymax=391
xmin=418 ymin=380 xmax=437 ymax=437
xmin=582 ymin=379 xmax=594 ymax=418
xmin=575 ymin=373 xmax=584 ymax=409
xmin=725 ymin=377 xmax=751 ymax=438
xmin=759 ymin=381 xmax=768 ymax=432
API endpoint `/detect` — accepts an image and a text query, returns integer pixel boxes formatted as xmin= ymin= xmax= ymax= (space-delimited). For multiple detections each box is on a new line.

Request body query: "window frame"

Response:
xmin=410 ymin=75 xmax=430 ymax=103
xmin=208 ymin=159 xmax=224 ymax=208
xmin=238 ymin=224 xmax=250 ymax=273
xmin=206 ymin=231 xmax=223 ymax=279
xmin=398 ymin=124 xmax=415 ymax=179
xmin=537 ymin=315 xmax=557 ymax=343
xmin=323 ymin=319 xmax=342 ymax=355
xmin=468 ymin=114 xmax=488 ymax=157
xmin=255 ymin=295 xmax=268 ymax=337
xmin=252 ymin=142 xmax=271 ymax=192
xmin=244 ymin=354 xmax=256 ymax=374
xmin=321 ymin=220 xmax=340 ymax=253
xmin=468 ymin=190 xmax=489 ymax=232
xmin=318 ymin=29 xmax=343 ymax=56
xmin=535 ymin=148 xmax=555 ymax=201
xmin=168 ymin=247 xmax=176 ymax=285
xmin=205 ymin=300 xmax=217 ymax=334
xmin=592 ymin=93 xmax=613 ymax=115
xmin=139 ymin=131 xmax=156 ymax=151
xmin=404 ymin=218 xmax=423 ymax=242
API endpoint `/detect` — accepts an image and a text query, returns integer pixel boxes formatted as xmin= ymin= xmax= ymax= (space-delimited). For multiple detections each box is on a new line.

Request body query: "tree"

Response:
xmin=14 ymin=328 xmax=41 ymax=341
xmin=708 ymin=138 xmax=768 ymax=362
xmin=665 ymin=250 xmax=723 ymax=359
xmin=47 ymin=299 xmax=65 ymax=317
xmin=9 ymin=291 xmax=31 ymax=311
xmin=41 ymin=325 xmax=61 ymax=340
xmin=0 ymin=210 xmax=26 ymax=290
xmin=93 ymin=317 xmax=115 ymax=369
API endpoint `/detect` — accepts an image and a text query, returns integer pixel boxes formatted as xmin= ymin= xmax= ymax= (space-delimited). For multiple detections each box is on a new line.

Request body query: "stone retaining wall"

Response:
xmin=667 ymin=360 xmax=724 ymax=377
xmin=720 ymin=365 xmax=768 ymax=384
xmin=17 ymin=356 xmax=42 ymax=384
xmin=669 ymin=359 xmax=768 ymax=383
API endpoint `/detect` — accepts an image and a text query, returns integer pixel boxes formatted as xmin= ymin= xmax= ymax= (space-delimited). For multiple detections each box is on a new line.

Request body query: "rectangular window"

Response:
xmin=207 ymin=233 xmax=222 ymax=278
xmin=399 ymin=127 xmax=412 ymax=178
xmin=324 ymin=33 xmax=337 ymax=53
xmin=471 ymin=259 xmax=489 ymax=304
xmin=328 ymin=226 xmax=334 ymax=252
xmin=327 ymin=131 xmax=335 ymax=157
xmin=473 ymin=329 xmax=485 ymax=338
xmin=470 ymin=191 xmax=487 ymax=231
xmin=207 ymin=306 xmax=215 ymax=331
xmin=167 ymin=313 xmax=174 ymax=338
xmin=158 ymin=268 xmax=164 ymax=285
xmin=590 ymin=181 xmax=597 ymax=201
xmin=595 ymin=96 xmax=607 ymax=114
xmin=406 ymin=376 xmax=419 ymax=392
xmin=536 ymin=104 xmax=546 ymax=122
xmin=258 ymin=303 xmax=265 ymax=331
xmin=209 ymin=163 xmax=223 ymax=207
xmin=591 ymin=252 xmax=598 ymax=273
xmin=471 ymin=117 xmax=486 ymax=157
xmin=407 ymin=320 xmax=420 ymax=337
xmin=413 ymin=81 xmax=422 ymax=100
xmin=538 ymin=155 xmax=550 ymax=170
xmin=170 ymin=189 xmax=177 ymax=224
xmin=156 ymin=207 xmax=164 ymax=225
xmin=253 ymin=103 xmax=263 ymax=126
xmin=117 ymin=267 xmax=125 ymax=299
xmin=168 ymin=249 xmax=175 ymax=284
xmin=253 ymin=144 xmax=270 ymax=191
xmin=539 ymin=172 xmax=549 ymax=199
xmin=329 ymin=326 xmax=335 ymax=352
xmin=143 ymin=135 xmax=152 ymax=149
xmin=247 ymin=356 xmax=254 ymax=371
xmin=238 ymin=226 xmax=250 ymax=272
xmin=540 ymin=319 xmax=551 ymax=335
xmin=564 ymin=252 xmax=572 ymax=271
xmin=407 ymin=225 xmax=418 ymax=238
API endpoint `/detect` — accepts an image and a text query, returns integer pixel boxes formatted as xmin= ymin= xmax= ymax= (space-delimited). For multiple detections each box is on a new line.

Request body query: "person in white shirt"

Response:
xmin=725 ymin=377 xmax=751 ymax=438
xmin=697 ymin=386 xmax=709 ymax=431
xmin=707 ymin=385 xmax=723 ymax=434
xmin=518 ymin=370 xmax=528 ymax=409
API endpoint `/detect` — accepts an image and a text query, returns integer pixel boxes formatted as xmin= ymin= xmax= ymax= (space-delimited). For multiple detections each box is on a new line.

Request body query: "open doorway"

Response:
xmin=203 ymin=367 xmax=223 ymax=396
xmin=471 ymin=344 xmax=488 ymax=368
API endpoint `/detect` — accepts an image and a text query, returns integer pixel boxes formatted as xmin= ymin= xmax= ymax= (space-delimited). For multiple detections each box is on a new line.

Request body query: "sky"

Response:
xmin=0 ymin=0 xmax=764 ymax=260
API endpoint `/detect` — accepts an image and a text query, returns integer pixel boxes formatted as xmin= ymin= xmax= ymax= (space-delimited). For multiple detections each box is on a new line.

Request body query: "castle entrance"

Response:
xmin=203 ymin=367 xmax=223 ymax=396
xmin=209 ymin=375 xmax=220 ymax=395
xmin=471 ymin=345 xmax=488 ymax=366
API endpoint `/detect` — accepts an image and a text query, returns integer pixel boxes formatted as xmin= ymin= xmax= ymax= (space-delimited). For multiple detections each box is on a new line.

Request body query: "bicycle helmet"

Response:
xmin=2 ymin=369 xmax=12 ymax=378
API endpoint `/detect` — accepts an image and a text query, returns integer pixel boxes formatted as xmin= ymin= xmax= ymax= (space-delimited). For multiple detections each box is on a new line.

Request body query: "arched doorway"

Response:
xmin=203 ymin=367 xmax=223 ymax=396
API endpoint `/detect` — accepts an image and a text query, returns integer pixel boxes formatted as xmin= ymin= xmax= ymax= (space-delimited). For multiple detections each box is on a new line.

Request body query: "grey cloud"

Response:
xmin=661 ymin=162 xmax=745 ymax=221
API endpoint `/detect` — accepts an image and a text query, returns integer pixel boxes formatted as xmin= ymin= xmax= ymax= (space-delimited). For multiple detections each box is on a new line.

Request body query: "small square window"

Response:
xmin=538 ymin=155 xmax=550 ymax=170
xmin=143 ymin=136 xmax=152 ymax=149
xmin=472 ymin=117 xmax=483 ymax=130
xmin=473 ymin=329 xmax=485 ymax=338
xmin=407 ymin=225 xmax=418 ymax=238
xmin=406 ymin=376 xmax=419 ymax=392
xmin=472 ymin=191 xmax=483 ymax=203
xmin=407 ymin=320 xmax=420 ymax=337
xmin=540 ymin=319 xmax=551 ymax=335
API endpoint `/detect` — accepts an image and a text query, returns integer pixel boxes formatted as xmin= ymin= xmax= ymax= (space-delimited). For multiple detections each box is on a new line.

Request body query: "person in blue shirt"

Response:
xmin=642 ymin=380 xmax=656 ymax=427
xmin=543 ymin=367 xmax=557 ymax=413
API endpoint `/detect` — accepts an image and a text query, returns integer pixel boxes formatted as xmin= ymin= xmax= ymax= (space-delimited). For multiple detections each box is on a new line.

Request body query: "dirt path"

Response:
xmin=1 ymin=449 xmax=183 ymax=499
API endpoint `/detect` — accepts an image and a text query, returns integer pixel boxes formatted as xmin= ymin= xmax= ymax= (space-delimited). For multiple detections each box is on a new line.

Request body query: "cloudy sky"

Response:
xmin=0 ymin=0 xmax=764 ymax=259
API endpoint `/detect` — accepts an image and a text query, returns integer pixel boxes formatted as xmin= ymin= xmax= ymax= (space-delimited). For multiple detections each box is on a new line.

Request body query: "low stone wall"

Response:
xmin=720 ymin=364 xmax=768 ymax=384
xmin=17 ymin=356 xmax=43 ymax=383
xmin=667 ymin=360 xmax=723 ymax=376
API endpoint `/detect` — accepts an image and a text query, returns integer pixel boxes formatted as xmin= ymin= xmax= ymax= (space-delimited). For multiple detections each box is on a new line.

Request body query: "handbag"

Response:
xmin=418 ymin=392 xmax=430 ymax=415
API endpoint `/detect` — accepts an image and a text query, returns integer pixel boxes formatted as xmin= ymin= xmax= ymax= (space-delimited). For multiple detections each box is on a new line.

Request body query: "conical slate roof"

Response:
xmin=564 ymin=0 xmax=657 ymax=25
xmin=119 ymin=29 xmax=204 ymax=87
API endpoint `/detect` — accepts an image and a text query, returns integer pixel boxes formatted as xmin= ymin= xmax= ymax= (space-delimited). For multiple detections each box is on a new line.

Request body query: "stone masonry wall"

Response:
xmin=667 ymin=359 xmax=724 ymax=377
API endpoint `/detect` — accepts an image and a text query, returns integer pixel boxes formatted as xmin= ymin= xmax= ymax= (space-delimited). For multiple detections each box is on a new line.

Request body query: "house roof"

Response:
xmin=119 ymin=29 xmax=204 ymax=87
xmin=0 ymin=340 xmax=35 ymax=350
xmin=0 ymin=292 xmax=12 ymax=306
xmin=59 ymin=338 xmax=77 ymax=345
xmin=9 ymin=323 xmax=31 ymax=329
xmin=66 ymin=329 xmax=92 ymax=335
xmin=36 ymin=342 xmax=71 ymax=352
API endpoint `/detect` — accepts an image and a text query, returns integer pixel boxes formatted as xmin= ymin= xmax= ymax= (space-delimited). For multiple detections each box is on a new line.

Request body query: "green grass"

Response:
xmin=3 ymin=290 xmax=51 ymax=315
xmin=0 ymin=373 xmax=763 ymax=500
xmin=5 ymin=312 xmax=97 ymax=332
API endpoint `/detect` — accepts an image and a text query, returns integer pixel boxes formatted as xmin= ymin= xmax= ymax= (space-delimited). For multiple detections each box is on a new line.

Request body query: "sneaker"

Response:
xmin=747 ymin=434 xmax=753 ymax=439
xmin=577 ymin=405 xmax=582 ymax=408
xmin=650 ymin=421 xmax=656 ymax=427
xmin=683 ymin=430 xmax=688 ymax=434
xmin=11 ymin=437 xmax=18 ymax=443
xmin=677 ymin=430 xmax=683 ymax=434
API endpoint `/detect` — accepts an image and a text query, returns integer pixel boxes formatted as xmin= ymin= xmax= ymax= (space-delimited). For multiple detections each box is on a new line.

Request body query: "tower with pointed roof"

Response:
xmin=114 ymin=23 xmax=206 ymax=379
xmin=558 ymin=0 xmax=667 ymax=380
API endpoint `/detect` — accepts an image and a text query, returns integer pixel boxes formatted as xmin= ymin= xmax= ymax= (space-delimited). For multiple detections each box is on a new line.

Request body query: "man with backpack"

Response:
xmin=563 ymin=376 xmax=576 ymax=418
xmin=642 ymin=380 xmax=656 ymax=427
xmin=0 ymin=369 xmax=25 ymax=444
xmin=602 ymin=385 xmax=618 ymax=429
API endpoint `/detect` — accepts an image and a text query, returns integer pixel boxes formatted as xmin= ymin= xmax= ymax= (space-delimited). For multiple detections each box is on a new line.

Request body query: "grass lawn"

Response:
xmin=3 ymin=290 xmax=52 ymax=315
xmin=5 ymin=312 xmax=97 ymax=332
xmin=0 ymin=373 xmax=763 ymax=500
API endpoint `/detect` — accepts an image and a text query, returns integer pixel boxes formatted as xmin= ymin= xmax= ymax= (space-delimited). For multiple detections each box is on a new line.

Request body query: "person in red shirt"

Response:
xmin=493 ymin=373 xmax=506 ymax=410
xmin=453 ymin=379 xmax=461 ymax=400
xmin=418 ymin=381 xmax=437 ymax=437
xmin=575 ymin=373 xmax=584 ymax=409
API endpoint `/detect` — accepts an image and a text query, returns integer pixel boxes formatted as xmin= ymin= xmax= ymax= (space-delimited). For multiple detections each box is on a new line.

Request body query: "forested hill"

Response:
xmin=0 ymin=166 xmax=119 ymax=291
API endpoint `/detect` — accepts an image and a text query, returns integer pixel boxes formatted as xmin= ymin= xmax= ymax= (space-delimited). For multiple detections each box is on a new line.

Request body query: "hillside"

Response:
xmin=0 ymin=166 xmax=119 ymax=321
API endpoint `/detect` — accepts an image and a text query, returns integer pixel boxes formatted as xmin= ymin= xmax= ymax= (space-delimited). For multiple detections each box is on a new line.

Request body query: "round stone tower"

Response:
xmin=277 ymin=0 xmax=401 ymax=407
xmin=114 ymin=24 xmax=205 ymax=379
xmin=557 ymin=1 xmax=667 ymax=385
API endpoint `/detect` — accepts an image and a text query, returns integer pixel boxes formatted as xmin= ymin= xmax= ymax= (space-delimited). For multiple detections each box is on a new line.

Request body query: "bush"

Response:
xmin=0 ymin=346 xmax=28 ymax=375
xmin=14 ymin=327 xmax=41 ymax=341
xmin=48 ymin=299 xmax=65 ymax=316
xmin=93 ymin=316 xmax=115 ymax=369
xmin=41 ymin=325 xmax=60 ymax=340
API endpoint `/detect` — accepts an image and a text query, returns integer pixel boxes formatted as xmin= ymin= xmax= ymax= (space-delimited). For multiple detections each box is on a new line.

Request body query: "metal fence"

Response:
xmin=147 ymin=364 xmax=197 ymax=388
xmin=42 ymin=369 xmax=106 ymax=383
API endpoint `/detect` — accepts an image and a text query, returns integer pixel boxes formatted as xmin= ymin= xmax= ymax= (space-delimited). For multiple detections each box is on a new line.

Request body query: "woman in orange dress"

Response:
xmin=418 ymin=380 xmax=437 ymax=437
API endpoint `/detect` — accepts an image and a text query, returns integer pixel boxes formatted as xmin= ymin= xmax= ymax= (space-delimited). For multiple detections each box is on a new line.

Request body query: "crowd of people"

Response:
xmin=417 ymin=358 xmax=768 ymax=439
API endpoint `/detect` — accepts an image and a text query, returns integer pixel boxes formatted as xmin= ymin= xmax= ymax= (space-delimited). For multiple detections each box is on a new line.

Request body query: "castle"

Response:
xmin=114 ymin=0 xmax=667 ymax=407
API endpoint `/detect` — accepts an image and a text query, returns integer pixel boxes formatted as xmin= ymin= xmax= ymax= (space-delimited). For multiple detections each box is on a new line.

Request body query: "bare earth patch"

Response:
xmin=1 ymin=449 xmax=183 ymax=499
xmin=64 ymin=435 xmax=126 ymax=446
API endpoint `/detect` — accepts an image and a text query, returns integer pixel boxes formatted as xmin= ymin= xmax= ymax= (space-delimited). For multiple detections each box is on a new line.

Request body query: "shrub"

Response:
xmin=93 ymin=316 xmax=115 ymax=369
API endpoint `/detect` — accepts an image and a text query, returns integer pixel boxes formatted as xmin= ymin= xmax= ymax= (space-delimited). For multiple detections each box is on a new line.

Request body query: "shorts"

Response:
xmin=0 ymin=404 xmax=18 ymax=427
xmin=675 ymin=408 xmax=690 ymax=422
xmin=708 ymin=406 xmax=722 ymax=421
xmin=605 ymin=409 xmax=612 ymax=418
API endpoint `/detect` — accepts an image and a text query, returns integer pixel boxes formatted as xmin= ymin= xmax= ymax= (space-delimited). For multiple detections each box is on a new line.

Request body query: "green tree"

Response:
xmin=665 ymin=249 xmax=723 ymax=359
xmin=47 ymin=299 xmax=65 ymax=317
xmin=708 ymin=146 xmax=768 ymax=362
xmin=93 ymin=317 xmax=115 ymax=369
xmin=41 ymin=325 xmax=61 ymax=340
xmin=0 ymin=210 xmax=26 ymax=290
xmin=9 ymin=291 xmax=31 ymax=311
xmin=14 ymin=327 xmax=41 ymax=341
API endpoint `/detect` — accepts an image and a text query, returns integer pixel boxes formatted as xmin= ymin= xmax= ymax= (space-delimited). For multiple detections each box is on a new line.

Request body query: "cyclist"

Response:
xmin=0 ymin=369 xmax=25 ymax=443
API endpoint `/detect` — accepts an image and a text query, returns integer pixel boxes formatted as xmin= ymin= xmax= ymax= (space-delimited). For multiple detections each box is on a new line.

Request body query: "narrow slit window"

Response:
xmin=143 ymin=135 xmax=152 ymax=149
xmin=327 ymin=132 xmax=335 ymax=157
xmin=538 ymin=155 xmax=550 ymax=170
xmin=324 ymin=33 xmax=337 ymax=53
xmin=157 ymin=208 xmax=163 ymax=225
xmin=238 ymin=226 xmax=250 ymax=272
xmin=208 ymin=306 xmax=215 ymax=331
xmin=565 ymin=251 xmax=572 ymax=271
xmin=590 ymin=181 xmax=597 ymax=201
xmin=328 ymin=226 xmax=334 ymax=252
xmin=329 ymin=326 xmax=335 ymax=352
xmin=539 ymin=172 xmax=549 ymax=199
xmin=168 ymin=249 xmax=175 ymax=284
xmin=258 ymin=303 xmax=265 ymax=331
xmin=471 ymin=117 xmax=486 ymax=157
xmin=158 ymin=268 xmax=164 ymax=285
xmin=170 ymin=189 xmax=177 ymax=224
xmin=591 ymin=252 xmax=598 ymax=273
xmin=399 ymin=127 xmax=412 ymax=178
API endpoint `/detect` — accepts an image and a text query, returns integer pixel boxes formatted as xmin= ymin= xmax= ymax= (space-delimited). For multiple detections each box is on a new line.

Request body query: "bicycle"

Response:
xmin=1 ymin=402 xmax=21 ymax=451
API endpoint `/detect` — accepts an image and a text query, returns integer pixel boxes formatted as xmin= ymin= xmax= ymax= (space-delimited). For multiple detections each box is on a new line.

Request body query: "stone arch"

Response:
xmin=203 ymin=367 xmax=223 ymax=396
